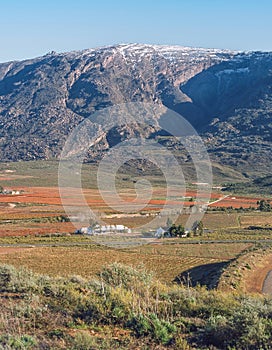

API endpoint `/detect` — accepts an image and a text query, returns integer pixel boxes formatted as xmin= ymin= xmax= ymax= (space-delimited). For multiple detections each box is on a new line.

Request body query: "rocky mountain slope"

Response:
xmin=0 ymin=44 xmax=271 ymax=177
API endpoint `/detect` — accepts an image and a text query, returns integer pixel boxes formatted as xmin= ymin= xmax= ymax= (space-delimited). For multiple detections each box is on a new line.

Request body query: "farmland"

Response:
xmin=0 ymin=161 xmax=272 ymax=349
xmin=0 ymin=242 xmax=253 ymax=284
xmin=0 ymin=160 xmax=272 ymax=292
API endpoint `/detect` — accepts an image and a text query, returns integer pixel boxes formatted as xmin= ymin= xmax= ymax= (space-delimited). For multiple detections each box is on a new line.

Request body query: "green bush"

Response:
xmin=203 ymin=297 xmax=272 ymax=349
xmin=0 ymin=265 xmax=38 ymax=293
xmin=0 ymin=334 xmax=37 ymax=350
xmin=128 ymin=313 xmax=176 ymax=345
xmin=204 ymin=314 xmax=232 ymax=348
xmin=1 ymin=262 xmax=272 ymax=349
xmin=99 ymin=262 xmax=153 ymax=289
xmin=70 ymin=332 xmax=97 ymax=350
xmin=229 ymin=298 xmax=272 ymax=349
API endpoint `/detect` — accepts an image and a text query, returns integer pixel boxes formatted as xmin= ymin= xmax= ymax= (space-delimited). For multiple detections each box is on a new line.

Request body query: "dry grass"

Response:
xmin=239 ymin=213 xmax=272 ymax=227
xmin=0 ymin=242 xmax=251 ymax=284
xmin=218 ymin=245 xmax=272 ymax=293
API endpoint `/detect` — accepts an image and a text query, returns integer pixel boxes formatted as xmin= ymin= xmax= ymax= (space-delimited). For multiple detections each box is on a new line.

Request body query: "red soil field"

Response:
xmin=209 ymin=195 xmax=260 ymax=209
xmin=0 ymin=186 xmax=262 ymax=210
xmin=0 ymin=185 xmax=267 ymax=239
xmin=0 ymin=222 xmax=75 ymax=236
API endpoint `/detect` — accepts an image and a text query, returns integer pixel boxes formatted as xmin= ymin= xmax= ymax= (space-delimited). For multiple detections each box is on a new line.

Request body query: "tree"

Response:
xmin=198 ymin=221 xmax=204 ymax=236
xmin=258 ymin=200 xmax=271 ymax=212
xmin=166 ymin=217 xmax=173 ymax=228
xmin=192 ymin=221 xmax=203 ymax=236
xmin=168 ymin=224 xmax=185 ymax=237
xmin=177 ymin=224 xmax=185 ymax=236
xmin=169 ymin=224 xmax=177 ymax=237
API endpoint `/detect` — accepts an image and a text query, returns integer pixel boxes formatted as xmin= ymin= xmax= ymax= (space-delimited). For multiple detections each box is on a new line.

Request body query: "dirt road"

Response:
xmin=262 ymin=270 xmax=272 ymax=295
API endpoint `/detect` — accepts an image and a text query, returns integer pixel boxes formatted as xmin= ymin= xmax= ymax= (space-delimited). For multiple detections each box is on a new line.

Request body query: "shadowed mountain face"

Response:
xmin=0 ymin=44 xmax=271 ymax=176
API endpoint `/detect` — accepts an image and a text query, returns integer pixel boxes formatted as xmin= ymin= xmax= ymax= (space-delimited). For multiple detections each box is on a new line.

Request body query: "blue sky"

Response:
xmin=1 ymin=0 xmax=271 ymax=62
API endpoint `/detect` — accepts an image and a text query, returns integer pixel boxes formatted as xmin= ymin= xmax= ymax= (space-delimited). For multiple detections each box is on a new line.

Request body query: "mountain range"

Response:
xmin=0 ymin=43 xmax=271 ymax=179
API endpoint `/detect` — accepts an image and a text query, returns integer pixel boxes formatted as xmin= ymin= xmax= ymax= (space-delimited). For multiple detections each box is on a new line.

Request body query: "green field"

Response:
xmin=0 ymin=159 xmax=248 ymax=188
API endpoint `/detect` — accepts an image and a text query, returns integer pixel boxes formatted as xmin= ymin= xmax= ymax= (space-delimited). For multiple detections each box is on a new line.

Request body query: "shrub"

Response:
xmin=203 ymin=297 xmax=272 ymax=349
xmin=204 ymin=314 xmax=232 ymax=348
xmin=99 ymin=263 xmax=153 ymax=289
xmin=229 ymin=298 xmax=272 ymax=349
xmin=0 ymin=265 xmax=38 ymax=293
xmin=2 ymin=262 xmax=272 ymax=349
xmin=128 ymin=313 xmax=176 ymax=345
xmin=0 ymin=334 xmax=37 ymax=350
xmin=70 ymin=332 xmax=97 ymax=350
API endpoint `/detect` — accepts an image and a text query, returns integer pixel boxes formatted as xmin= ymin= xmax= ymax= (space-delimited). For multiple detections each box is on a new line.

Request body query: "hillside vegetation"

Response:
xmin=0 ymin=263 xmax=272 ymax=349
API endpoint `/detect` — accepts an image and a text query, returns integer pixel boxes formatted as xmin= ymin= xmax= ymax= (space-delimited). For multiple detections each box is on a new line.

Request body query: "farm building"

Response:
xmin=75 ymin=224 xmax=131 ymax=235
xmin=0 ymin=189 xmax=21 ymax=195
xmin=75 ymin=227 xmax=93 ymax=235
xmin=154 ymin=227 xmax=190 ymax=238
